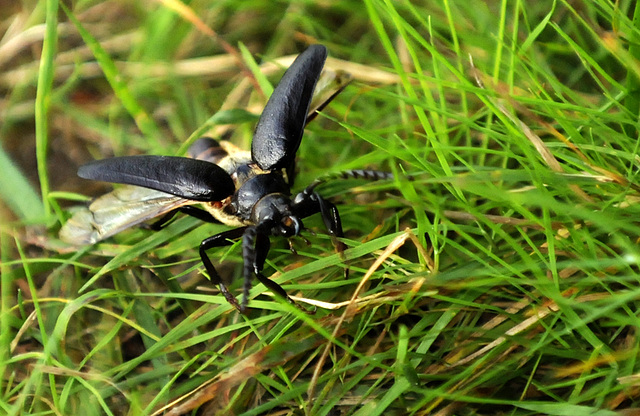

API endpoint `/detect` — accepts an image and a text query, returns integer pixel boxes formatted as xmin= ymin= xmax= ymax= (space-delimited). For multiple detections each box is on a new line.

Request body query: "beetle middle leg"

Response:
xmin=150 ymin=206 xmax=220 ymax=230
xmin=200 ymin=226 xmax=247 ymax=311
xmin=314 ymin=195 xmax=350 ymax=279
xmin=242 ymin=226 xmax=300 ymax=312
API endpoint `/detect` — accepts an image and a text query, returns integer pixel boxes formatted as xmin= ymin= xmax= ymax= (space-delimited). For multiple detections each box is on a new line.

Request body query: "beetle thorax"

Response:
xmin=251 ymin=193 xmax=302 ymax=237
xmin=231 ymin=172 xmax=291 ymax=220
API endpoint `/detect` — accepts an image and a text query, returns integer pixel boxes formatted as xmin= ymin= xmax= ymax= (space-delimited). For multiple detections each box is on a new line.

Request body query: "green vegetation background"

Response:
xmin=2 ymin=0 xmax=640 ymax=415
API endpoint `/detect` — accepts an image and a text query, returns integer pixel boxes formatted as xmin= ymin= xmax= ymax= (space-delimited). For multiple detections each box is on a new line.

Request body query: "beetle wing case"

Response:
xmin=78 ymin=155 xmax=235 ymax=202
xmin=251 ymin=44 xmax=327 ymax=172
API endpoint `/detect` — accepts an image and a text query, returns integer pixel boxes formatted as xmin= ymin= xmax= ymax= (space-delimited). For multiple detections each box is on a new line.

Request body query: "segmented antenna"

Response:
xmin=303 ymin=169 xmax=395 ymax=194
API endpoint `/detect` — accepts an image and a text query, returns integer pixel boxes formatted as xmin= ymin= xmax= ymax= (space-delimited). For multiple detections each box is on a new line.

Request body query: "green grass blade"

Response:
xmin=0 ymin=145 xmax=44 ymax=220
xmin=34 ymin=0 xmax=59 ymax=218
xmin=60 ymin=3 xmax=163 ymax=149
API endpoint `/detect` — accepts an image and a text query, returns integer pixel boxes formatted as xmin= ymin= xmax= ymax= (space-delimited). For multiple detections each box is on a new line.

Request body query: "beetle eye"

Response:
xmin=279 ymin=216 xmax=301 ymax=237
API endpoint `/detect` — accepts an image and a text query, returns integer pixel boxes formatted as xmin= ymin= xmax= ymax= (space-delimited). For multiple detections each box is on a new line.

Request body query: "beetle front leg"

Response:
xmin=200 ymin=227 xmax=247 ymax=312
xmin=298 ymin=190 xmax=346 ymax=253
xmin=316 ymin=197 xmax=346 ymax=254
xmin=293 ymin=190 xmax=349 ymax=278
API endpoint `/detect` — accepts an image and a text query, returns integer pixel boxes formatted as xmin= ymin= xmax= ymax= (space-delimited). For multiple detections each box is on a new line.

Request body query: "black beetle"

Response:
xmin=60 ymin=45 xmax=392 ymax=312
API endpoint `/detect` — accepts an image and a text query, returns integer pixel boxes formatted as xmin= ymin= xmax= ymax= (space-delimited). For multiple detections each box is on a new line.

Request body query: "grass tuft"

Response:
xmin=2 ymin=0 xmax=640 ymax=415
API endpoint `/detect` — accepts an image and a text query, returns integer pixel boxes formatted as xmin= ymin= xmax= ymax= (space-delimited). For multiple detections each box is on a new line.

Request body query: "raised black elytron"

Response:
xmin=60 ymin=45 xmax=392 ymax=312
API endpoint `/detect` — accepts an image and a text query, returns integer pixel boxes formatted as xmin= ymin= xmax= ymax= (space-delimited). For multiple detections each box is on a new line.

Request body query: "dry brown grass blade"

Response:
xmin=449 ymin=291 xmax=612 ymax=369
xmin=536 ymin=116 xmax=637 ymax=191
xmin=205 ymin=55 xmax=401 ymax=140
xmin=156 ymin=0 xmax=240 ymax=66
xmin=442 ymin=209 xmax=565 ymax=230
xmin=470 ymin=50 xmax=638 ymax=194
xmin=306 ymin=228 xmax=427 ymax=411
xmin=155 ymin=0 xmax=265 ymax=97
xmin=469 ymin=56 xmax=595 ymax=202
xmin=418 ymin=291 xmax=614 ymax=414
xmin=154 ymin=351 xmax=265 ymax=416
xmin=156 ymin=330 xmax=329 ymax=415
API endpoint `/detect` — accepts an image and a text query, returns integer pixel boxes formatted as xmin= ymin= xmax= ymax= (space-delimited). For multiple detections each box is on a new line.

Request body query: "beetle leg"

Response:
xmin=243 ymin=226 xmax=302 ymax=312
xmin=300 ymin=191 xmax=346 ymax=254
xmin=293 ymin=190 xmax=349 ymax=279
xmin=313 ymin=194 xmax=349 ymax=279
xmin=287 ymin=240 xmax=298 ymax=255
xmin=317 ymin=197 xmax=347 ymax=253
xmin=150 ymin=206 xmax=220 ymax=230
xmin=241 ymin=226 xmax=258 ymax=312
xmin=200 ymin=227 xmax=247 ymax=312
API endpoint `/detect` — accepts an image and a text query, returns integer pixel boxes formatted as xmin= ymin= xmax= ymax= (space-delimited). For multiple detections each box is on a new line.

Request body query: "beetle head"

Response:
xmin=252 ymin=194 xmax=303 ymax=237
